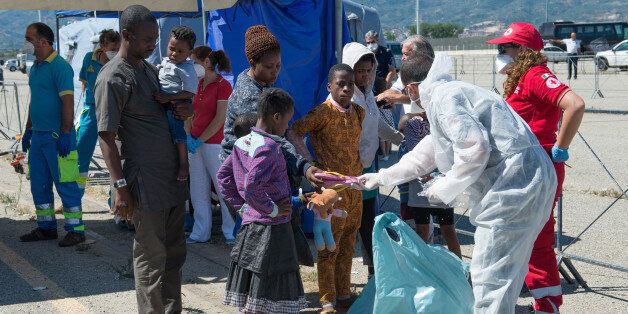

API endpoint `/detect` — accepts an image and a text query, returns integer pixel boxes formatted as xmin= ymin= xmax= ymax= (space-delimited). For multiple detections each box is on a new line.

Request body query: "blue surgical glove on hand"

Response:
xmin=187 ymin=134 xmax=203 ymax=154
xmin=21 ymin=129 xmax=33 ymax=152
xmin=57 ymin=132 xmax=72 ymax=157
xmin=291 ymin=195 xmax=305 ymax=210
xmin=551 ymin=144 xmax=569 ymax=163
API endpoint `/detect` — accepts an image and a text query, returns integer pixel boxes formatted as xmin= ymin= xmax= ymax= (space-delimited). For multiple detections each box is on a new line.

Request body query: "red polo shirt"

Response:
xmin=191 ymin=75 xmax=232 ymax=144
xmin=505 ymin=64 xmax=570 ymax=150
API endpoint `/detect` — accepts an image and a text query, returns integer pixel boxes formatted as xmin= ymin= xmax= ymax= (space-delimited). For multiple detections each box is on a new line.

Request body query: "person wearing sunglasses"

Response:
xmin=488 ymin=22 xmax=585 ymax=314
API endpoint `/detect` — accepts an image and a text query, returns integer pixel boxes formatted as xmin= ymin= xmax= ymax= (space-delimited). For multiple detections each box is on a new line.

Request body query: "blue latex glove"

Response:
xmin=21 ymin=129 xmax=32 ymax=152
xmin=291 ymin=195 xmax=305 ymax=210
xmin=187 ymin=134 xmax=203 ymax=154
xmin=57 ymin=132 xmax=72 ymax=157
xmin=551 ymin=144 xmax=569 ymax=163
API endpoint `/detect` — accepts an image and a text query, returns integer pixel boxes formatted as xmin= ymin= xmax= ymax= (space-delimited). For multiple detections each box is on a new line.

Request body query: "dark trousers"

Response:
xmin=133 ymin=203 xmax=187 ymax=314
xmin=567 ymin=53 xmax=578 ymax=79
xmin=359 ymin=197 xmax=377 ymax=274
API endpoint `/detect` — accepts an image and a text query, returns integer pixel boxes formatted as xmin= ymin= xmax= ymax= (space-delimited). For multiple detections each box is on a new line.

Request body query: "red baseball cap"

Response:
xmin=487 ymin=22 xmax=543 ymax=51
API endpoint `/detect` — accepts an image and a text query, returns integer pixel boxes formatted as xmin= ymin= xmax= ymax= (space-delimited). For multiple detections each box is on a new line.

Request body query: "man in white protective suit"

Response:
xmin=359 ymin=49 xmax=558 ymax=313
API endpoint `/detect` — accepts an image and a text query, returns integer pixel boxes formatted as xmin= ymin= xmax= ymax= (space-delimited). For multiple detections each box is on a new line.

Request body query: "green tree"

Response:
xmin=384 ymin=31 xmax=396 ymax=41
xmin=409 ymin=22 xmax=463 ymax=38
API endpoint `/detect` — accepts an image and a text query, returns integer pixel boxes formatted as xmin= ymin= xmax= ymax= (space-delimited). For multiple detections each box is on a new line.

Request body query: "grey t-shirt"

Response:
xmin=95 ymin=56 xmax=188 ymax=211
xmin=158 ymin=57 xmax=198 ymax=95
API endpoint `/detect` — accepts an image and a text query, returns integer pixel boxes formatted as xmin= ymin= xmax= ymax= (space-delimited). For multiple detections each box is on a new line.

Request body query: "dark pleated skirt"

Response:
xmin=223 ymin=222 xmax=307 ymax=313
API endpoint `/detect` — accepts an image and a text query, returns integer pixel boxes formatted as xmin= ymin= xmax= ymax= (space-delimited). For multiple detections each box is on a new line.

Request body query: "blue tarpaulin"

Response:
xmin=57 ymin=0 xmax=351 ymax=120
xmin=207 ymin=0 xmax=350 ymax=119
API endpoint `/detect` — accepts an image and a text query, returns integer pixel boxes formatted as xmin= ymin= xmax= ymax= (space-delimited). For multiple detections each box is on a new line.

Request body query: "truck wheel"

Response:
xmin=9 ymin=66 xmax=16 ymax=72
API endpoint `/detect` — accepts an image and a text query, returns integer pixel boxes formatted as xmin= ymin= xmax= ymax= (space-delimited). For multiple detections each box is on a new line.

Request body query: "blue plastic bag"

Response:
xmin=349 ymin=213 xmax=474 ymax=314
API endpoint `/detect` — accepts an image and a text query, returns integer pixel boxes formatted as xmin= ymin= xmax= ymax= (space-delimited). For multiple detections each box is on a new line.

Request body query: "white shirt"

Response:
xmin=563 ymin=38 xmax=581 ymax=54
xmin=391 ymin=76 xmax=404 ymax=92
xmin=349 ymin=87 xmax=403 ymax=169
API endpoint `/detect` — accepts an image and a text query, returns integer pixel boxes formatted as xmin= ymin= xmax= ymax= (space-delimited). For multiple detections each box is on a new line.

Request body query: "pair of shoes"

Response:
xmin=20 ymin=228 xmax=58 ymax=242
xmin=58 ymin=232 xmax=86 ymax=247
xmin=224 ymin=238 xmax=236 ymax=246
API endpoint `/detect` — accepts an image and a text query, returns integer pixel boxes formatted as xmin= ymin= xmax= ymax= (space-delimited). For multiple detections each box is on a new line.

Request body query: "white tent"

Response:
xmin=58 ymin=16 xmax=205 ymax=122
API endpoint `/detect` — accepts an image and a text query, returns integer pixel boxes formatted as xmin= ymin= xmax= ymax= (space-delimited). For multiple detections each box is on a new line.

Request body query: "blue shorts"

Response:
xmin=167 ymin=110 xmax=187 ymax=144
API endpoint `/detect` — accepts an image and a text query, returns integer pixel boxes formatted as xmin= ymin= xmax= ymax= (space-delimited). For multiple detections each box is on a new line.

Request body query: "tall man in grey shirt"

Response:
xmin=94 ymin=5 xmax=190 ymax=313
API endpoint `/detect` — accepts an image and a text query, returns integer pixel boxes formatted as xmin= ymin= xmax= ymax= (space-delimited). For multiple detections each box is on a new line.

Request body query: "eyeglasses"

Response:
xmin=498 ymin=43 xmax=520 ymax=54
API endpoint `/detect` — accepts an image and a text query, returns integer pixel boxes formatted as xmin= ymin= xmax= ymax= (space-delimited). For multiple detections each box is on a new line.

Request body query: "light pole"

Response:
xmin=545 ymin=0 xmax=549 ymax=22
xmin=416 ymin=0 xmax=420 ymax=35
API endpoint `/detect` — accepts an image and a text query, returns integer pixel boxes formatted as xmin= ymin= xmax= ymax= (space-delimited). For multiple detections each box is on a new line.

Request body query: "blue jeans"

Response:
xmin=29 ymin=130 xmax=84 ymax=233
xmin=167 ymin=110 xmax=186 ymax=144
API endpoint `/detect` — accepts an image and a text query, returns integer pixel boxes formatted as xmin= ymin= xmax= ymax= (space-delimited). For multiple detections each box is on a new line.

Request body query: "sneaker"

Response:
xmin=20 ymin=228 xmax=58 ymax=242
xmin=58 ymin=232 xmax=86 ymax=247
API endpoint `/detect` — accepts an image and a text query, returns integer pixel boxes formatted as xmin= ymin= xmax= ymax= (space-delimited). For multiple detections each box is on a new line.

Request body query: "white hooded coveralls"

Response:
xmin=373 ymin=54 xmax=557 ymax=313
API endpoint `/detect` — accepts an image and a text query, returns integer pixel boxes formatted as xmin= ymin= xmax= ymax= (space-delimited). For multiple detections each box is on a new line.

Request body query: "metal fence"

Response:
xmin=446 ymin=54 xmax=628 ymax=108
xmin=0 ymin=81 xmax=29 ymax=139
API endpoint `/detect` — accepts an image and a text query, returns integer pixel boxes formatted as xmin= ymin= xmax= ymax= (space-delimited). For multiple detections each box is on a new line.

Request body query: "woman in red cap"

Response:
xmin=488 ymin=22 xmax=585 ymax=313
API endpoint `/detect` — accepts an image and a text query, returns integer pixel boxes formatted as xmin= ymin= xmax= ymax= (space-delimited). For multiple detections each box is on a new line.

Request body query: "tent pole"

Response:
xmin=201 ymin=1 xmax=207 ymax=45
xmin=55 ymin=16 xmax=60 ymax=51
xmin=334 ymin=0 xmax=343 ymax=63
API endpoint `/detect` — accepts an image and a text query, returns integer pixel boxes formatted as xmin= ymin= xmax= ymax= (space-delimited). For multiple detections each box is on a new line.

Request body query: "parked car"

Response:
xmin=595 ymin=39 xmax=628 ymax=71
xmin=541 ymin=45 xmax=569 ymax=63
xmin=4 ymin=59 xmax=18 ymax=72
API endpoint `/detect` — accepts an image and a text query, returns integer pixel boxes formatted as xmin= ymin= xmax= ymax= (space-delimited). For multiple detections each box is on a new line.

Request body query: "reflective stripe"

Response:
xmin=530 ymin=285 xmax=562 ymax=299
xmin=35 ymin=203 xmax=53 ymax=210
xmin=63 ymin=211 xmax=82 ymax=219
xmin=73 ymin=225 xmax=85 ymax=231
xmin=65 ymin=218 xmax=81 ymax=225
xmin=36 ymin=209 xmax=55 ymax=217
xmin=65 ymin=206 xmax=81 ymax=213
xmin=37 ymin=216 xmax=56 ymax=222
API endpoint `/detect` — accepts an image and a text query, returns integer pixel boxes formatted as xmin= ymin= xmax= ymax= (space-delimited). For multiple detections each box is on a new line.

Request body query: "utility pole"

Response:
xmin=545 ymin=0 xmax=549 ymax=22
xmin=38 ymin=10 xmax=42 ymax=22
xmin=416 ymin=0 xmax=420 ymax=35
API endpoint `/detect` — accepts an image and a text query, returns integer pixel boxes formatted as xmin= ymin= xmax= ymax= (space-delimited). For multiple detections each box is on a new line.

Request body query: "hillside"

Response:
xmin=0 ymin=10 xmax=56 ymax=51
xmin=361 ymin=0 xmax=628 ymax=31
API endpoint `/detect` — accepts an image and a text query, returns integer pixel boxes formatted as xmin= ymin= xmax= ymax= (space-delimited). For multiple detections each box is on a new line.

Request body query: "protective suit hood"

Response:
xmin=419 ymin=53 xmax=454 ymax=113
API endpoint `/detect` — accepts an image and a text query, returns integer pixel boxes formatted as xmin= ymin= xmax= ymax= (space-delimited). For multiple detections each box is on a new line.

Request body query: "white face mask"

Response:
xmin=366 ymin=43 xmax=378 ymax=52
xmin=405 ymin=82 xmax=424 ymax=113
xmin=105 ymin=50 xmax=117 ymax=60
xmin=496 ymin=54 xmax=514 ymax=75
xmin=194 ymin=63 xmax=206 ymax=79
xmin=23 ymin=41 xmax=35 ymax=55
